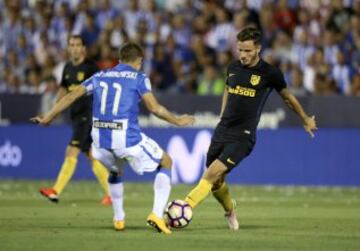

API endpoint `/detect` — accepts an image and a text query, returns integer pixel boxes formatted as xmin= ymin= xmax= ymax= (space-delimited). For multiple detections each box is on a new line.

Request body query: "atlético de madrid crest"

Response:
xmin=77 ymin=72 xmax=85 ymax=81
xmin=250 ymin=74 xmax=261 ymax=86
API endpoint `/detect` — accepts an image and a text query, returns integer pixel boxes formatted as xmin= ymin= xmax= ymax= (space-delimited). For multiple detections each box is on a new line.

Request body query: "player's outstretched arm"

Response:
xmin=55 ymin=86 xmax=68 ymax=103
xmin=279 ymin=88 xmax=318 ymax=138
xmin=142 ymin=92 xmax=195 ymax=126
xmin=31 ymin=85 xmax=87 ymax=126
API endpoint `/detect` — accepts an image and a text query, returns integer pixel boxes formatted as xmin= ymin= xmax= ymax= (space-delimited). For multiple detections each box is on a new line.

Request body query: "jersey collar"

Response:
xmin=115 ymin=63 xmax=137 ymax=72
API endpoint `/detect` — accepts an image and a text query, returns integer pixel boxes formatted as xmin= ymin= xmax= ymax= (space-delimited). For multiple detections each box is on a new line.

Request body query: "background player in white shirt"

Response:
xmin=32 ymin=42 xmax=195 ymax=235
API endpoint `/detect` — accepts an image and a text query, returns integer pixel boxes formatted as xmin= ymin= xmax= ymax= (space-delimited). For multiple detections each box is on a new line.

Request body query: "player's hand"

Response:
xmin=303 ymin=115 xmax=317 ymax=138
xmin=175 ymin=114 xmax=195 ymax=127
xmin=30 ymin=115 xmax=52 ymax=126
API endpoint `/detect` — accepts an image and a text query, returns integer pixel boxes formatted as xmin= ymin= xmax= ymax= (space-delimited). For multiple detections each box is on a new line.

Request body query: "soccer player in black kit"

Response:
xmin=39 ymin=35 xmax=111 ymax=205
xmin=184 ymin=27 xmax=317 ymax=230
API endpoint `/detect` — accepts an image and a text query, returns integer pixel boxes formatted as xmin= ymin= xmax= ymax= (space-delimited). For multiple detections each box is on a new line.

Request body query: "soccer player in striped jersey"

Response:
xmin=31 ymin=42 xmax=194 ymax=234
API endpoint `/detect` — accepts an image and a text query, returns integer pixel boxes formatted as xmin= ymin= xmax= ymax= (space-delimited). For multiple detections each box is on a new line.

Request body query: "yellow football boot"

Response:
xmin=146 ymin=213 xmax=172 ymax=234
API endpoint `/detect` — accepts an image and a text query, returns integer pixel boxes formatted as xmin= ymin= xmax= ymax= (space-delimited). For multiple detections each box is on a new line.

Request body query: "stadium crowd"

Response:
xmin=0 ymin=0 xmax=360 ymax=97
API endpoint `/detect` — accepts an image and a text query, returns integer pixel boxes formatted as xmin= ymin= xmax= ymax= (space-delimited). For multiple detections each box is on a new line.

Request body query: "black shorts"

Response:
xmin=206 ymin=135 xmax=255 ymax=172
xmin=69 ymin=116 xmax=92 ymax=152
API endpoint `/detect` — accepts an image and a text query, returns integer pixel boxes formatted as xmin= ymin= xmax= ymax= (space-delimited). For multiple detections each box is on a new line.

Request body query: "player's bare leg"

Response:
xmin=147 ymin=152 xmax=172 ymax=234
xmin=185 ymin=159 xmax=227 ymax=208
xmin=212 ymin=176 xmax=239 ymax=230
xmin=40 ymin=145 xmax=80 ymax=202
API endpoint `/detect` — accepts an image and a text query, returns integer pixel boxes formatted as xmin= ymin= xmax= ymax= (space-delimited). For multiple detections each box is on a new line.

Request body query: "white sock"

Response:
xmin=152 ymin=171 xmax=171 ymax=218
xmin=109 ymin=182 xmax=125 ymax=221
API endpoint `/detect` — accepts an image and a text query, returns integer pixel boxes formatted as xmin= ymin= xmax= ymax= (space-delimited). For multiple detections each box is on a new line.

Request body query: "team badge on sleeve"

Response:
xmin=250 ymin=74 xmax=261 ymax=86
xmin=77 ymin=72 xmax=85 ymax=81
xmin=145 ymin=77 xmax=152 ymax=91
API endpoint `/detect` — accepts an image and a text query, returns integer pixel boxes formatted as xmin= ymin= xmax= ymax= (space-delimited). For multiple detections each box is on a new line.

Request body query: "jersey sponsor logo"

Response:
xmin=226 ymin=158 xmax=236 ymax=165
xmin=250 ymin=74 xmax=261 ymax=86
xmin=228 ymin=85 xmax=256 ymax=97
xmin=77 ymin=72 xmax=85 ymax=81
xmin=93 ymin=120 xmax=123 ymax=130
xmin=0 ymin=141 xmax=22 ymax=167
xmin=244 ymin=130 xmax=251 ymax=135
xmin=228 ymin=73 xmax=236 ymax=77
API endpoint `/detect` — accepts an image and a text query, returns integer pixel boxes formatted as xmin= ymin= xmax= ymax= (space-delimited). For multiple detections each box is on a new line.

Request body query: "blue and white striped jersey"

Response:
xmin=82 ymin=63 xmax=151 ymax=149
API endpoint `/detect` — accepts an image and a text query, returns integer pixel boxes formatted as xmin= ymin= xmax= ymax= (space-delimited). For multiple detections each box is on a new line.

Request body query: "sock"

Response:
xmin=185 ymin=179 xmax=212 ymax=209
xmin=152 ymin=168 xmax=171 ymax=218
xmin=53 ymin=156 xmax=78 ymax=194
xmin=92 ymin=159 xmax=109 ymax=195
xmin=212 ymin=182 xmax=234 ymax=212
xmin=109 ymin=175 xmax=125 ymax=221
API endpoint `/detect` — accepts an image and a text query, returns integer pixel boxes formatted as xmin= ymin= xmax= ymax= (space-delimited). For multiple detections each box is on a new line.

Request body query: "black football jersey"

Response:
xmin=60 ymin=59 xmax=99 ymax=119
xmin=217 ymin=59 xmax=287 ymax=140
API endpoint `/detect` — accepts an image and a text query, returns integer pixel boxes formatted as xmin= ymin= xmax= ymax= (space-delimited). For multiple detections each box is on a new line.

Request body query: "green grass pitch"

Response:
xmin=0 ymin=180 xmax=359 ymax=251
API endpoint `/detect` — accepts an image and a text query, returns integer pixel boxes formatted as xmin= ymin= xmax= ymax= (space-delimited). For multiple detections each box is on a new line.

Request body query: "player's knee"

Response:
xmin=160 ymin=152 xmax=172 ymax=169
xmin=65 ymin=146 xmax=80 ymax=158
xmin=203 ymin=160 xmax=227 ymax=184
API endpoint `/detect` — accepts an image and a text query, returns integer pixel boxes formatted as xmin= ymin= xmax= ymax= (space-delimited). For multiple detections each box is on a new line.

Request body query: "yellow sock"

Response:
xmin=92 ymin=160 xmax=109 ymax=195
xmin=53 ymin=157 xmax=78 ymax=194
xmin=212 ymin=182 xmax=234 ymax=212
xmin=185 ymin=179 xmax=212 ymax=208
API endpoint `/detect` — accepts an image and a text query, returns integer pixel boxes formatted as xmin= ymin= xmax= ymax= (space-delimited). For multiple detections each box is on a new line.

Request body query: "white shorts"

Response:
xmin=91 ymin=133 xmax=164 ymax=175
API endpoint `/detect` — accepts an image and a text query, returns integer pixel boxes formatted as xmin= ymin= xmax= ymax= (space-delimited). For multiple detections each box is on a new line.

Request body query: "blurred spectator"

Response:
xmin=322 ymin=29 xmax=340 ymax=65
xmin=39 ymin=75 xmax=64 ymax=124
xmin=171 ymin=14 xmax=192 ymax=47
xmin=197 ymin=65 xmax=225 ymax=96
xmin=273 ymin=0 xmax=297 ymax=33
xmin=332 ymin=51 xmax=353 ymax=95
xmin=80 ymin=12 xmax=100 ymax=48
xmin=150 ymin=43 xmax=176 ymax=91
xmin=291 ymin=29 xmax=315 ymax=71
xmin=314 ymin=73 xmax=338 ymax=95
xmin=205 ymin=8 xmax=233 ymax=52
xmin=110 ymin=15 xmax=129 ymax=48
xmin=272 ymin=31 xmax=292 ymax=63
xmin=124 ymin=0 xmax=143 ymax=40
xmin=350 ymin=73 xmax=360 ymax=96
xmin=95 ymin=0 xmax=119 ymax=30
xmin=326 ymin=0 xmax=351 ymax=33
xmin=72 ymin=0 xmax=92 ymax=34
xmin=190 ymin=34 xmax=216 ymax=70
xmin=0 ymin=0 xmax=359 ymax=96
xmin=288 ymin=66 xmax=308 ymax=97
xmin=97 ymin=45 xmax=117 ymax=70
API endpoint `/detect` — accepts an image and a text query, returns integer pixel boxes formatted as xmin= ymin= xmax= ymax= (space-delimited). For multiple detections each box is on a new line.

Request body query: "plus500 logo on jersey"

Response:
xmin=0 ymin=141 xmax=22 ymax=167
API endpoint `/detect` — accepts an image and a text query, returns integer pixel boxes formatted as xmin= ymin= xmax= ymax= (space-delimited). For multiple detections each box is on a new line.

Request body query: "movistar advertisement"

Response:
xmin=0 ymin=125 xmax=359 ymax=186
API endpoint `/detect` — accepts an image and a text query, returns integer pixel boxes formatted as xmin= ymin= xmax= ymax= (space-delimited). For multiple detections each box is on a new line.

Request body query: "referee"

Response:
xmin=184 ymin=27 xmax=317 ymax=230
xmin=39 ymin=35 xmax=111 ymax=205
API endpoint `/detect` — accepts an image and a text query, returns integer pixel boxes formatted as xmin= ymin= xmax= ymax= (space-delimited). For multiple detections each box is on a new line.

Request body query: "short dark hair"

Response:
xmin=236 ymin=27 xmax=261 ymax=45
xmin=68 ymin=34 xmax=85 ymax=46
xmin=119 ymin=42 xmax=144 ymax=62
